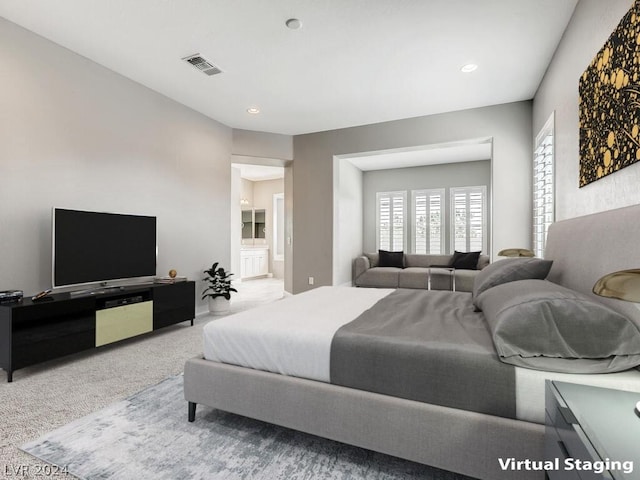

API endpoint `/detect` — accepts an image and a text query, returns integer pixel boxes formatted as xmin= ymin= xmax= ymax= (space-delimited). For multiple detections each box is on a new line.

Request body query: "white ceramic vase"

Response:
xmin=208 ymin=296 xmax=230 ymax=315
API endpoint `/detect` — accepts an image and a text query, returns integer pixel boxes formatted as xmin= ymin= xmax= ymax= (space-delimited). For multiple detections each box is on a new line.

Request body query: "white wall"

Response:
xmin=332 ymin=158 xmax=364 ymax=286
xmin=361 ymin=160 xmax=491 ymax=254
xmin=533 ymin=0 xmax=638 ymax=220
xmin=293 ymin=102 xmax=532 ymax=293
xmin=0 ymin=18 xmax=232 ymax=314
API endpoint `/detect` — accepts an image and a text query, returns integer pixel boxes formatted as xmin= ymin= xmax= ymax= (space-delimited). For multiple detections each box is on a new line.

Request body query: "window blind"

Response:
xmin=412 ymin=189 xmax=444 ymax=254
xmin=450 ymin=186 xmax=486 ymax=253
xmin=376 ymin=191 xmax=406 ymax=251
xmin=533 ymin=115 xmax=554 ymax=258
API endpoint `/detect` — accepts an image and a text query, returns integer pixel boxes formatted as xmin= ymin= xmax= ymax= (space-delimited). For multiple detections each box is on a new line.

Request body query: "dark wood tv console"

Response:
xmin=0 ymin=281 xmax=195 ymax=382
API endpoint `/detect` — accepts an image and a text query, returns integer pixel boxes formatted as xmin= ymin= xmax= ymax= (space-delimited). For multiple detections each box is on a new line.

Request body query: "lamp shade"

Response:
xmin=497 ymin=248 xmax=535 ymax=257
xmin=593 ymin=269 xmax=640 ymax=302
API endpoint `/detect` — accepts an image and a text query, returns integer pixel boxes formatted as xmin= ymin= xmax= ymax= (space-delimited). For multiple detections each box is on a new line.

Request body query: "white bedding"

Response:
xmin=203 ymin=286 xmax=640 ymax=424
xmin=203 ymin=286 xmax=394 ymax=382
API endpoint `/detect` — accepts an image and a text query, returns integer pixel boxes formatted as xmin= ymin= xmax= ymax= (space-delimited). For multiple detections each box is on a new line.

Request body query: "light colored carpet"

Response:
xmin=0 ymin=278 xmax=284 ymax=479
xmin=21 ymin=374 xmax=473 ymax=480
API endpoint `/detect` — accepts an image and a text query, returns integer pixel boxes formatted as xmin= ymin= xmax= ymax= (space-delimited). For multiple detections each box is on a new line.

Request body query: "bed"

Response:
xmin=184 ymin=205 xmax=640 ymax=480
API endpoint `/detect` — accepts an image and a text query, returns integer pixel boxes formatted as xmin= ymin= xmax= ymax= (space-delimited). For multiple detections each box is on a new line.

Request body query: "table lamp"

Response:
xmin=593 ymin=269 xmax=640 ymax=417
xmin=497 ymin=248 xmax=535 ymax=257
xmin=593 ymin=269 xmax=640 ymax=302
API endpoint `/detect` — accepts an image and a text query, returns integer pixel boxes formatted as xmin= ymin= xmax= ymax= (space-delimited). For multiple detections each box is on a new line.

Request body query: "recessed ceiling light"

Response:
xmin=247 ymin=107 xmax=260 ymax=115
xmin=285 ymin=18 xmax=302 ymax=30
xmin=461 ymin=63 xmax=478 ymax=73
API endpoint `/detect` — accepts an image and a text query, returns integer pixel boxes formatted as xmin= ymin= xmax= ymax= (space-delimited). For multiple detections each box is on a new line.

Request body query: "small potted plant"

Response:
xmin=202 ymin=262 xmax=237 ymax=315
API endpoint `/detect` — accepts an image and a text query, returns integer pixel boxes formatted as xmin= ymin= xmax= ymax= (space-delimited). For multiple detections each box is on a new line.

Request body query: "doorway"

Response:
xmin=231 ymin=163 xmax=286 ymax=290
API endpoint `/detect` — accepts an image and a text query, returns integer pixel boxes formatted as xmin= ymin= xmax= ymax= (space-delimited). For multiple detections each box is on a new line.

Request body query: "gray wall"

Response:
xmin=232 ymin=129 xmax=293 ymax=160
xmin=0 ymin=18 xmax=231 ymax=315
xmin=362 ymin=160 xmax=491 ymax=254
xmin=293 ymin=102 xmax=532 ymax=294
xmin=533 ymin=0 xmax=639 ymax=220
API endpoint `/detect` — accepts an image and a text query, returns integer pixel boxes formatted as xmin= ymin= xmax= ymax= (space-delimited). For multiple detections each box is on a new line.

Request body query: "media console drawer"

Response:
xmin=95 ymin=301 xmax=153 ymax=347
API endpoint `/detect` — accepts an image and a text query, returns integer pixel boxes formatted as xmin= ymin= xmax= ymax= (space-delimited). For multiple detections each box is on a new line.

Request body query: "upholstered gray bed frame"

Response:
xmin=184 ymin=204 xmax=640 ymax=480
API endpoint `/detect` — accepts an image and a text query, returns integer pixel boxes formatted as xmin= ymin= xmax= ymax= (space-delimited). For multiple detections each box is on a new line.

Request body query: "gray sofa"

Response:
xmin=353 ymin=253 xmax=490 ymax=292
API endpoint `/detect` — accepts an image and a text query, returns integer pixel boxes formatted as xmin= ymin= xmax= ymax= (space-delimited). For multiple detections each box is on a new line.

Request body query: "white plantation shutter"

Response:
xmin=450 ymin=186 xmax=486 ymax=253
xmin=533 ymin=114 xmax=554 ymax=258
xmin=412 ymin=189 xmax=444 ymax=254
xmin=376 ymin=191 xmax=406 ymax=251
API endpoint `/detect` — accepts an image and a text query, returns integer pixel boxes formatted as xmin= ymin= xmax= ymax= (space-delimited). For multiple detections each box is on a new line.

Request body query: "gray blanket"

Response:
xmin=329 ymin=289 xmax=516 ymax=419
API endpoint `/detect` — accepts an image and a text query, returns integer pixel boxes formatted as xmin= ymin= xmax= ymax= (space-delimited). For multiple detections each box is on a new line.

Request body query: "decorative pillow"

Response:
xmin=476 ymin=279 xmax=640 ymax=373
xmin=472 ymin=257 xmax=553 ymax=309
xmin=449 ymin=251 xmax=481 ymax=270
xmin=378 ymin=250 xmax=404 ymax=268
xmin=364 ymin=252 xmax=379 ymax=267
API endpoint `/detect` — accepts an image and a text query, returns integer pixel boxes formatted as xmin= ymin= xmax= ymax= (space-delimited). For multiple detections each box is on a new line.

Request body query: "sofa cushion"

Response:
xmin=450 ymin=251 xmax=481 ymax=269
xmin=404 ymin=254 xmax=452 ymax=268
xmin=355 ymin=267 xmax=402 ymax=288
xmin=453 ymin=269 xmax=478 ymax=293
xmin=378 ymin=250 xmax=404 ymax=268
xmin=398 ymin=267 xmax=430 ymax=289
xmin=428 ymin=268 xmax=457 ymax=290
xmin=364 ymin=252 xmax=379 ymax=267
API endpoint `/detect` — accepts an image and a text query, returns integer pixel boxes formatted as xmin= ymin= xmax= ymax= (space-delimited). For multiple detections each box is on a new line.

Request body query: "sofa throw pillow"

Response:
xmin=449 ymin=251 xmax=481 ymax=270
xmin=476 ymin=279 xmax=640 ymax=373
xmin=472 ymin=257 xmax=553 ymax=309
xmin=378 ymin=250 xmax=404 ymax=268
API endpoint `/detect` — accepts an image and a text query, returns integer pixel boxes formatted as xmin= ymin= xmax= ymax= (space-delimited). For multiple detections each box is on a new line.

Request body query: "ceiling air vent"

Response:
xmin=182 ymin=54 xmax=222 ymax=76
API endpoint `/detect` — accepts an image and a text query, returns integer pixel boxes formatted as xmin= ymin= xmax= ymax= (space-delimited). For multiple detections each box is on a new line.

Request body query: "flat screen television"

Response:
xmin=52 ymin=208 xmax=157 ymax=288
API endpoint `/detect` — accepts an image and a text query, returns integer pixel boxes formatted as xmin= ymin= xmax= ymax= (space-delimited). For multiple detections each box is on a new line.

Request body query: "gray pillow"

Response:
xmin=476 ymin=279 xmax=640 ymax=373
xmin=472 ymin=258 xmax=553 ymax=309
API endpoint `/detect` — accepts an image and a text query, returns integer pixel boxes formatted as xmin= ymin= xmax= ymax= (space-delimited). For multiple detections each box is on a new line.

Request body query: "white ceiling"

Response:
xmin=346 ymin=140 xmax=492 ymax=171
xmin=233 ymin=163 xmax=284 ymax=182
xmin=0 ymin=0 xmax=578 ymax=135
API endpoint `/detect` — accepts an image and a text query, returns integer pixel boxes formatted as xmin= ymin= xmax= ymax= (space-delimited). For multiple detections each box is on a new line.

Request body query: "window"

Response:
xmin=450 ymin=186 xmax=486 ymax=253
xmin=533 ymin=113 xmax=554 ymax=258
xmin=376 ymin=191 xmax=406 ymax=251
xmin=412 ymin=189 xmax=444 ymax=254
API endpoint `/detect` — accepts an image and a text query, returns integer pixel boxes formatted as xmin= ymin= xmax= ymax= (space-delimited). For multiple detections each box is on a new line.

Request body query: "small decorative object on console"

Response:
xmin=154 ymin=274 xmax=187 ymax=284
xmin=0 ymin=290 xmax=23 ymax=303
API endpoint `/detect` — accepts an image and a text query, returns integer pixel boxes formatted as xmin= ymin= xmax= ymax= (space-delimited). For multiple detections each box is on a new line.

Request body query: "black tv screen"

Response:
xmin=53 ymin=208 xmax=157 ymax=287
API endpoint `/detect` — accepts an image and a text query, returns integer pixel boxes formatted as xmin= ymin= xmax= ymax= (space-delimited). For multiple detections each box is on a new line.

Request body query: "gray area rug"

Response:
xmin=22 ymin=375 xmax=476 ymax=480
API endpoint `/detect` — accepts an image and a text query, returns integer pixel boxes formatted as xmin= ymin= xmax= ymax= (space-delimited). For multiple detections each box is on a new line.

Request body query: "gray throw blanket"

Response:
xmin=330 ymin=289 xmax=516 ymax=419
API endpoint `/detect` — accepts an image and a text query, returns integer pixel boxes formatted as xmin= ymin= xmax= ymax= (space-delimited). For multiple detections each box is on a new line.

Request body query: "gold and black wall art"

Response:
xmin=579 ymin=0 xmax=640 ymax=187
